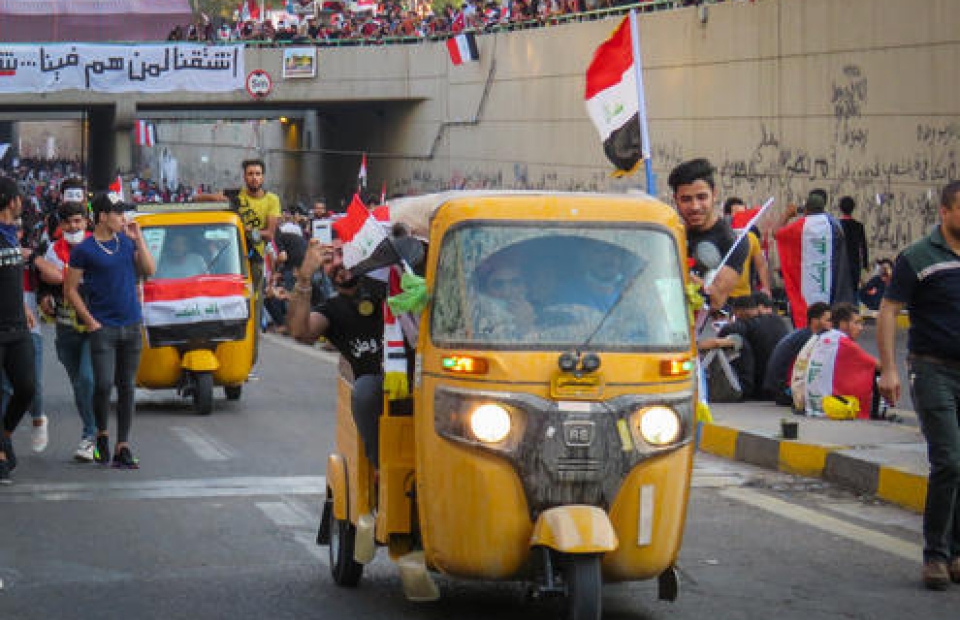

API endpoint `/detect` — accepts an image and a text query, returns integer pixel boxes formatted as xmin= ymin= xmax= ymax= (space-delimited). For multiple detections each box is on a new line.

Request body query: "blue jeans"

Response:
xmin=55 ymin=326 xmax=96 ymax=441
xmin=90 ymin=324 xmax=142 ymax=444
xmin=909 ymin=358 xmax=960 ymax=562
xmin=1 ymin=331 xmax=42 ymax=421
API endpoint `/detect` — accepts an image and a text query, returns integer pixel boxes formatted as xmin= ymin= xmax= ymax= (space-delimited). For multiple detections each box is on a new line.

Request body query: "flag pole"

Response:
xmin=628 ymin=9 xmax=655 ymax=195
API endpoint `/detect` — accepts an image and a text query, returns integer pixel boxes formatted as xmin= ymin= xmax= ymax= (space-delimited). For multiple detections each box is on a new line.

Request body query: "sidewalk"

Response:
xmin=700 ymin=401 xmax=928 ymax=514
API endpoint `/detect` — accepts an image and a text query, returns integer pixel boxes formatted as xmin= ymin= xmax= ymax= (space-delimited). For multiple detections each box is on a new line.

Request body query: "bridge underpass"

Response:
xmin=0 ymin=97 xmax=423 ymax=207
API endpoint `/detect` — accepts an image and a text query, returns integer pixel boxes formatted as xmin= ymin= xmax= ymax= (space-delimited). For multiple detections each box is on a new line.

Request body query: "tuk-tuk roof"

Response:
xmin=387 ymin=190 xmax=669 ymax=239
xmin=134 ymin=201 xmax=235 ymax=214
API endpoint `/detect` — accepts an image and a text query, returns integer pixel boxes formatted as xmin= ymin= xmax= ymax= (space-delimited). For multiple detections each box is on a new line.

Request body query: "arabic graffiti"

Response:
xmin=0 ymin=44 xmax=244 ymax=94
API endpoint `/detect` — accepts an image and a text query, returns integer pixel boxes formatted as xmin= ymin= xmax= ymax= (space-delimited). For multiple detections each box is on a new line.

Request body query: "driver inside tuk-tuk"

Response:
xmin=158 ymin=230 xmax=207 ymax=279
xmin=476 ymin=261 xmax=537 ymax=338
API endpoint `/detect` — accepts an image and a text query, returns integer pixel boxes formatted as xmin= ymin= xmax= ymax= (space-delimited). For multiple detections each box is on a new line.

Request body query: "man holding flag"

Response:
xmin=668 ymin=158 xmax=749 ymax=313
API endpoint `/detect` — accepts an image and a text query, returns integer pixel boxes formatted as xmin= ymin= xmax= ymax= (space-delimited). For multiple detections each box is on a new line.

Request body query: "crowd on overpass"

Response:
xmin=167 ymin=0 xmax=719 ymax=45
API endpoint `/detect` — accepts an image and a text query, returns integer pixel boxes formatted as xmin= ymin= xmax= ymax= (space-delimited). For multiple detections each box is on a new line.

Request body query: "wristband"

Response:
xmin=294 ymin=282 xmax=313 ymax=294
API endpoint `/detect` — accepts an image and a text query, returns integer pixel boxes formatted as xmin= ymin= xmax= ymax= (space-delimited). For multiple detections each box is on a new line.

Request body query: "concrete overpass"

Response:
xmin=2 ymin=0 xmax=959 ymax=259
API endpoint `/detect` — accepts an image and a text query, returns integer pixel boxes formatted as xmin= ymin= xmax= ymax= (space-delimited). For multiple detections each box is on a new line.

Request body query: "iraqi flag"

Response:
xmin=333 ymin=193 xmax=398 ymax=276
xmin=775 ymin=213 xmax=855 ymax=327
xmin=142 ymin=275 xmax=249 ymax=328
xmin=585 ymin=16 xmax=642 ymax=176
xmin=446 ymin=32 xmax=479 ymax=66
xmin=108 ymin=175 xmax=125 ymax=202
xmin=134 ymin=120 xmax=156 ymax=147
xmin=798 ymin=329 xmax=875 ymax=419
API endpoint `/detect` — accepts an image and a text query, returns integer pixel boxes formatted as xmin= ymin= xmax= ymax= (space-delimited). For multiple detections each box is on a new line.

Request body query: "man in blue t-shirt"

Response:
xmin=65 ymin=192 xmax=155 ymax=469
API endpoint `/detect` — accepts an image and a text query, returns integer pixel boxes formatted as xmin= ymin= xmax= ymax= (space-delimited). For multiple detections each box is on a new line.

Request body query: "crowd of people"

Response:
xmin=2 ymin=153 xmax=959 ymax=592
xmin=167 ymin=0 xmax=712 ymax=45
xmin=666 ymin=157 xmax=893 ymax=420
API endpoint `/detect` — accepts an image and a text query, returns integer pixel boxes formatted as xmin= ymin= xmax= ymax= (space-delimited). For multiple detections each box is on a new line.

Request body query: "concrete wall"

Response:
xmin=383 ymin=0 xmax=959 ymax=259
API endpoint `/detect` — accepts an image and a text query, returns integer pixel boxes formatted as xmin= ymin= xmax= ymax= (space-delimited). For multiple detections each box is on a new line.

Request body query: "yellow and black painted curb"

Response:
xmin=700 ymin=423 xmax=927 ymax=513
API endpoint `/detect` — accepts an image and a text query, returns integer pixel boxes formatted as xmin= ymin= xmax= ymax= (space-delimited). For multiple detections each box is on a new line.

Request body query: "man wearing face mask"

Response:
xmin=34 ymin=189 xmax=98 ymax=462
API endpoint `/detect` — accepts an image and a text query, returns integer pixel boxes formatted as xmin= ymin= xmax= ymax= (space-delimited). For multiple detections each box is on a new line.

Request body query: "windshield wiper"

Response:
xmin=581 ymin=264 xmax=645 ymax=350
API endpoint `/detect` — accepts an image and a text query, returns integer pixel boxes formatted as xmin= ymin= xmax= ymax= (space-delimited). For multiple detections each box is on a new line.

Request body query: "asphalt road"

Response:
xmin=0 ymin=328 xmax=951 ymax=620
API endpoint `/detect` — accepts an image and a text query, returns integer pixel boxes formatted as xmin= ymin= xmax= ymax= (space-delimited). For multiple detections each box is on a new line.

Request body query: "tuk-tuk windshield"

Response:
xmin=143 ymin=224 xmax=247 ymax=280
xmin=432 ymin=223 xmax=691 ymax=350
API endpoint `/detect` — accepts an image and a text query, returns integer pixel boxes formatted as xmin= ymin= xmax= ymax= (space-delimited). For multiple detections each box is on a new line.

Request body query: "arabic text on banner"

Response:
xmin=0 ymin=44 xmax=245 ymax=94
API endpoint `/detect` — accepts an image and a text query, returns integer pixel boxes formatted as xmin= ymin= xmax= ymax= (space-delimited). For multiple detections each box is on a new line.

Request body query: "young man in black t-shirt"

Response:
xmin=287 ymin=244 xmax=385 ymax=467
xmin=668 ymin=158 xmax=749 ymax=312
xmin=0 ymin=177 xmax=37 ymax=484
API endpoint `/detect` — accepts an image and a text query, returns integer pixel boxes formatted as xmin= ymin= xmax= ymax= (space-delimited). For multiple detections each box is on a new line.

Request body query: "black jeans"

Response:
xmin=0 ymin=332 xmax=36 ymax=435
xmin=90 ymin=324 xmax=142 ymax=444
xmin=909 ymin=358 xmax=960 ymax=562
xmin=351 ymin=374 xmax=383 ymax=468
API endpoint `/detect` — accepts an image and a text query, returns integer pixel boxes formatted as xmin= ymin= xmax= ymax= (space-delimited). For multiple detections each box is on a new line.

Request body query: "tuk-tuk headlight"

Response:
xmin=634 ymin=406 xmax=681 ymax=446
xmin=470 ymin=404 xmax=512 ymax=443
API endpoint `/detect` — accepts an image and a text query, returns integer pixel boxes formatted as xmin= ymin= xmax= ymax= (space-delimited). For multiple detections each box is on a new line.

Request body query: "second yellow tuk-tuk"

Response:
xmin=134 ymin=203 xmax=257 ymax=415
xmin=318 ymin=191 xmax=697 ymax=619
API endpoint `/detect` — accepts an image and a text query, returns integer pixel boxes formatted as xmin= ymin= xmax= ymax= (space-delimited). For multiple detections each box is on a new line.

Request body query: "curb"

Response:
xmin=699 ymin=422 xmax=928 ymax=513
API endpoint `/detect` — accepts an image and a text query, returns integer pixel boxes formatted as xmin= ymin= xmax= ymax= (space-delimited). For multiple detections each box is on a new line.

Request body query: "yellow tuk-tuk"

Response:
xmin=319 ymin=192 xmax=696 ymax=618
xmin=134 ymin=203 xmax=257 ymax=415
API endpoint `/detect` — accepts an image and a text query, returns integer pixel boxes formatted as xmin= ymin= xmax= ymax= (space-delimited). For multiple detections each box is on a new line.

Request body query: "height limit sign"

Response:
xmin=246 ymin=69 xmax=273 ymax=99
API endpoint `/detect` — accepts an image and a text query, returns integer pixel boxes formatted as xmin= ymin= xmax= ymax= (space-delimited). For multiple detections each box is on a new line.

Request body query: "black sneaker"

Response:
xmin=94 ymin=435 xmax=110 ymax=465
xmin=112 ymin=446 xmax=139 ymax=470
xmin=0 ymin=436 xmax=16 ymax=472
xmin=0 ymin=458 xmax=11 ymax=485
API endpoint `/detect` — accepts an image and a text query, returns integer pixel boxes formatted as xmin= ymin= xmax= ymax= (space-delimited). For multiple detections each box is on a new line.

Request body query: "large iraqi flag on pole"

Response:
xmin=142 ymin=275 xmax=249 ymax=327
xmin=775 ymin=213 xmax=854 ymax=327
xmin=584 ymin=15 xmax=646 ymax=177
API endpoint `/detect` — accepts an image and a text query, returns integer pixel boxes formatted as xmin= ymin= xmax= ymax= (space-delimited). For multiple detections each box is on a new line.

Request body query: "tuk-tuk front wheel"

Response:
xmin=192 ymin=372 xmax=214 ymax=416
xmin=327 ymin=497 xmax=364 ymax=587
xmin=224 ymin=385 xmax=242 ymax=401
xmin=563 ymin=554 xmax=602 ymax=620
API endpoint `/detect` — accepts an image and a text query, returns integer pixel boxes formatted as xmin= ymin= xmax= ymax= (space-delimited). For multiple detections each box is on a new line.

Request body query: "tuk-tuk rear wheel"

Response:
xmin=192 ymin=372 xmax=214 ymax=416
xmin=327 ymin=503 xmax=364 ymax=587
xmin=563 ymin=554 xmax=602 ymax=620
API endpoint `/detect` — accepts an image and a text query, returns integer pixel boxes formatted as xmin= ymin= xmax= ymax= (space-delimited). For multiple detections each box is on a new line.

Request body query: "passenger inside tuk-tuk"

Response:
xmin=157 ymin=229 xmax=206 ymax=279
xmin=433 ymin=226 xmax=690 ymax=349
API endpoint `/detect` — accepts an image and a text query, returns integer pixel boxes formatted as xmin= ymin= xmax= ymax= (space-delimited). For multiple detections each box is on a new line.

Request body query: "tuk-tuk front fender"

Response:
xmin=181 ymin=350 xmax=219 ymax=373
xmin=326 ymin=454 xmax=348 ymax=521
xmin=530 ymin=506 xmax=619 ymax=554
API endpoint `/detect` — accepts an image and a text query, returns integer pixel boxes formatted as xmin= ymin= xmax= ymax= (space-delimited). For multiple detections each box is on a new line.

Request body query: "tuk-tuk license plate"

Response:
xmin=562 ymin=420 xmax=595 ymax=447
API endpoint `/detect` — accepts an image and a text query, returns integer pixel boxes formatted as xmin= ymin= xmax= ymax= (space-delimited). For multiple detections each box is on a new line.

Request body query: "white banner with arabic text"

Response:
xmin=0 ymin=44 xmax=245 ymax=93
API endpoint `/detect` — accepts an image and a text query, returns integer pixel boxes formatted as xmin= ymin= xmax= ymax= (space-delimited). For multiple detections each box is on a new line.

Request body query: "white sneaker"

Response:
xmin=74 ymin=438 xmax=95 ymax=463
xmin=31 ymin=415 xmax=49 ymax=453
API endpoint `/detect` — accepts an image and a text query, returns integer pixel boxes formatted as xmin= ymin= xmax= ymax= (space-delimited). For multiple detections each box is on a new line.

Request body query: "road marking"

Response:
xmin=257 ymin=501 xmax=311 ymax=527
xmin=170 ymin=426 xmax=235 ymax=461
xmin=263 ymin=332 xmax=338 ymax=364
xmin=257 ymin=497 xmax=329 ymax=564
xmin=720 ymin=487 xmax=922 ymax=561
xmin=0 ymin=475 xmax=326 ymax=504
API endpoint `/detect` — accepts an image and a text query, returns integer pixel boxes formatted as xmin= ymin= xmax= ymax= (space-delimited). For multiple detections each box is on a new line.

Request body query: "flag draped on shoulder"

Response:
xmin=585 ymin=16 xmax=642 ymax=176
xmin=333 ymin=193 xmax=396 ymax=276
xmin=446 ymin=32 xmax=479 ymax=65
xmin=775 ymin=213 xmax=854 ymax=327
xmin=792 ymin=329 xmax=875 ymax=419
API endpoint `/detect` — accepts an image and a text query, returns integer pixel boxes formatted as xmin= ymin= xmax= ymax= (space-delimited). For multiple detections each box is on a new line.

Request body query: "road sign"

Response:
xmin=245 ymin=69 xmax=273 ymax=99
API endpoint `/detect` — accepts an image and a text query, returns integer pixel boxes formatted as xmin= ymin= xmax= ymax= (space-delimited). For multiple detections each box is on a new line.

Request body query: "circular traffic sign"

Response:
xmin=246 ymin=69 xmax=273 ymax=99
